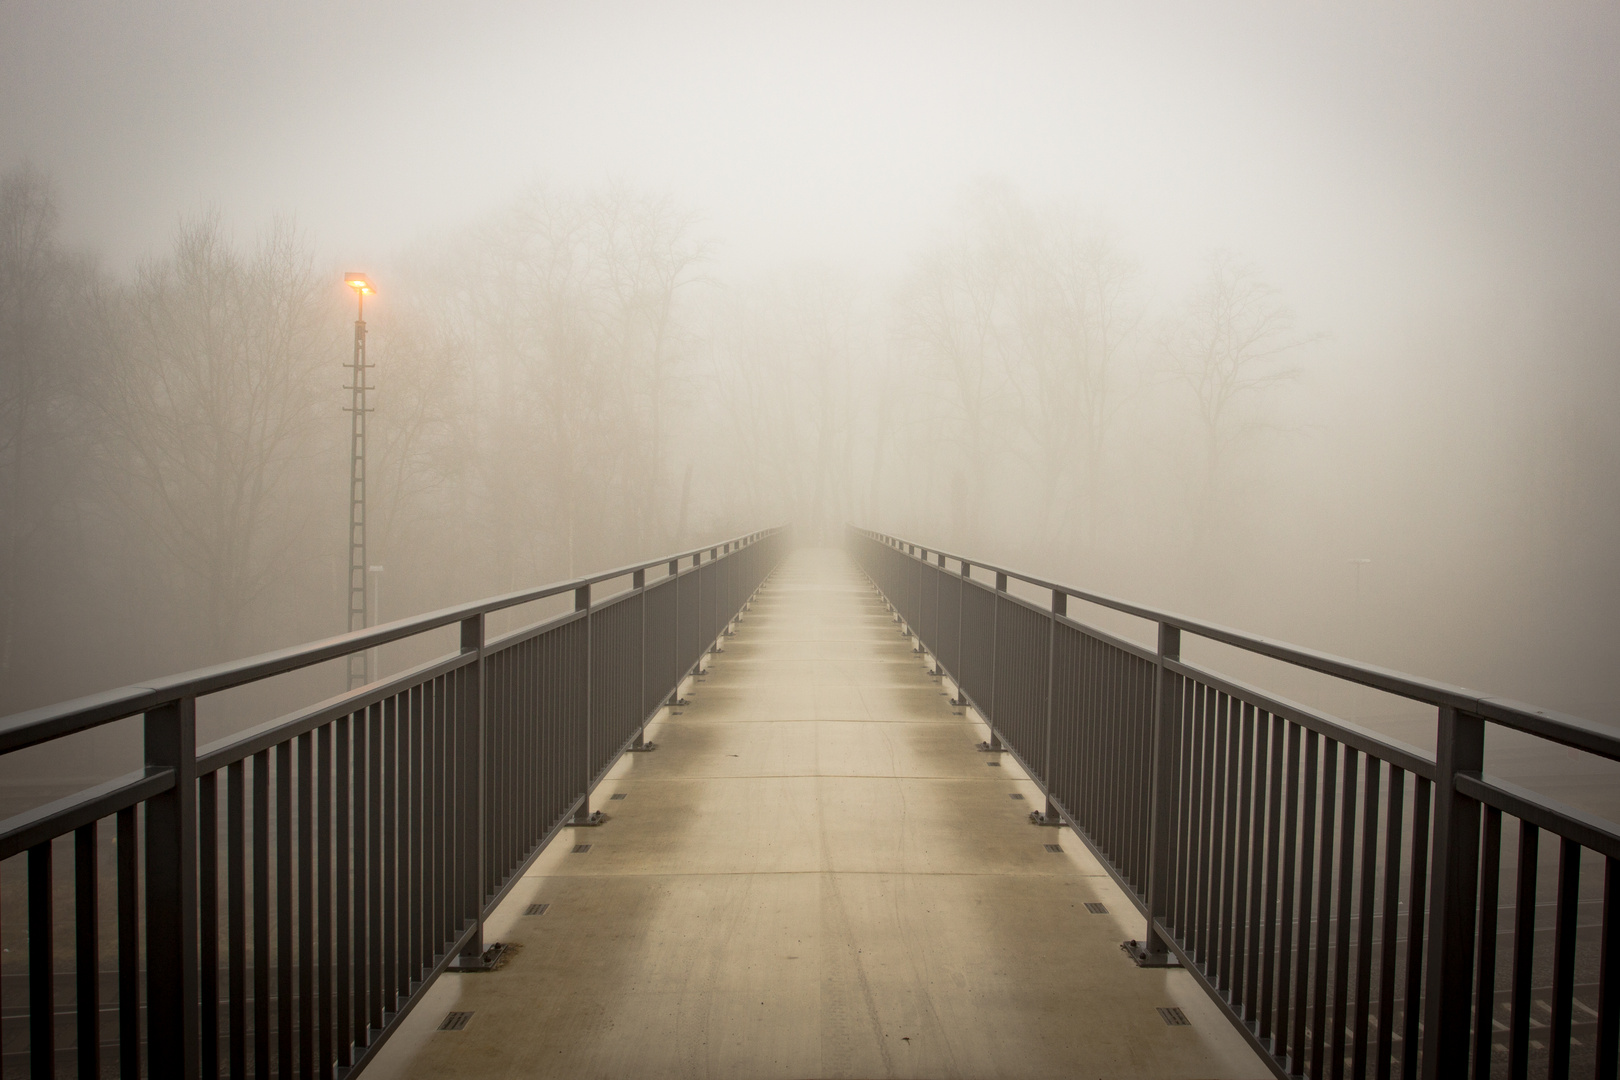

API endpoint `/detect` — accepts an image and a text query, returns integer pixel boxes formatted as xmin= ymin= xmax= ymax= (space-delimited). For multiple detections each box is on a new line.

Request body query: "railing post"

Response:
xmin=975 ymin=572 xmax=1007 ymax=753
xmin=912 ymin=549 xmax=925 ymax=652
xmin=952 ymin=561 xmax=969 ymax=709
xmin=572 ymin=585 xmax=606 ymax=825
xmin=1129 ymin=622 xmax=1181 ymax=966
xmin=631 ymin=569 xmax=655 ymax=752
xmin=145 ymin=696 xmax=200 ymax=1077
xmin=1031 ymin=590 xmax=1065 ymax=826
xmin=669 ymin=559 xmax=684 ymax=706
xmin=450 ymin=613 xmax=489 ymax=968
xmin=928 ymin=553 xmax=945 ymax=675
xmin=1420 ymin=706 xmax=1486 ymax=1080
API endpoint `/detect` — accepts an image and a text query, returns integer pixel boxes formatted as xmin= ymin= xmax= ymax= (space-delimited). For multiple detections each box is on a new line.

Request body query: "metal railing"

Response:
xmin=849 ymin=526 xmax=1620 ymax=1080
xmin=0 ymin=526 xmax=789 ymax=1079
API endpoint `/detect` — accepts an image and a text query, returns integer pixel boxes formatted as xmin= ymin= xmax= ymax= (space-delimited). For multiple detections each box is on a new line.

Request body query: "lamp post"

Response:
xmin=369 ymin=564 xmax=384 ymax=679
xmin=344 ymin=273 xmax=375 ymax=689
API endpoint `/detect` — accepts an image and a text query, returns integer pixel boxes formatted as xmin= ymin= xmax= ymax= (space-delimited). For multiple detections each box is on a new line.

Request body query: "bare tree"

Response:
xmin=95 ymin=213 xmax=332 ymax=658
xmin=363 ymin=286 xmax=472 ymax=612
xmin=894 ymin=181 xmax=1021 ymax=547
xmin=1002 ymin=215 xmax=1141 ymax=551
xmin=0 ymin=164 xmax=95 ymax=686
xmin=588 ymin=185 xmax=708 ymax=549
xmin=1167 ymin=251 xmax=1314 ymax=527
xmin=432 ymin=182 xmax=706 ymax=585
xmin=708 ymin=267 xmax=871 ymax=540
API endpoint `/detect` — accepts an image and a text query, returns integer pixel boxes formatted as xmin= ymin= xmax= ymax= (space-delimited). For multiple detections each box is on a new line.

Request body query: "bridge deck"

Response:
xmin=369 ymin=548 xmax=1267 ymax=1080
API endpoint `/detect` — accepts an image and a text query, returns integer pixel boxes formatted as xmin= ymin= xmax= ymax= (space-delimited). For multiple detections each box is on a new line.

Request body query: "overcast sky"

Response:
xmin=5 ymin=1 xmax=1618 ymax=316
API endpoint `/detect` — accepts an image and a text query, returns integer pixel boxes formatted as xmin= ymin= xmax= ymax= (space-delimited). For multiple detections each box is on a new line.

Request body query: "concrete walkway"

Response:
xmin=369 ymin=548 xmax=1268 ymax=1080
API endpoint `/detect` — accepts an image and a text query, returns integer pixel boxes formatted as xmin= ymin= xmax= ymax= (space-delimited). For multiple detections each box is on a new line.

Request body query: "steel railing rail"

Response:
xmin=849 ymin=525 xmax=1619 ymax=1080
xmin=0 ymin=530 xmax=788 ymax=756
xmin=0 ymin=525 xmax=791 ymax=1079
xmin=845 ymin=528 xmax=1620 ymax=760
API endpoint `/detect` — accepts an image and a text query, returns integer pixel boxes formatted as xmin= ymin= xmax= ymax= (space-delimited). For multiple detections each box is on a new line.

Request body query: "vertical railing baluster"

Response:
xmin=1036 ymin=590 xmax=1064 ymax=826
xmin=1310 ymin=739 xmax=1341 ymax=1080
xmin=334 ymin=718 xmax=352 ymax=1068
xmin=1547 ymin=837 xmax=1580 ymax=1080
xmin=1374 ymin=767 xmax=1406 ymax=1080
xmin=452 ymin=614 xmax=487 ymax=967
xmin=1352 ymin=757 xmax=1383 ymax=1080
xmin=1133 ymin=622 xmax=1181 ymax=966
xmin=407 ymin=687 xmax=422 ymax=993
xmin=1508 ymin=819 xmax=1539 ymax=1080
xmin=75 ymin=821 xmax=101 ymax=1080
xmin=1290 ymin=729 xmax=1320 ymax=1072
xmin=253 ymin=749 xmax=271 ymax=1079
xmin=1274 ymin=722 xmax=1302 ymax=1060
xmin=636 ymin=568 xmax=648 ymax=748
xmin=1402 ymin=778 xmax=1433 ymax=1080
xmin=351 ymin=712 xmax=369 ymax=1049
xmin=1469 ymin=805 xmax=1502 ymax=1080
xmin=1232 ymin=702 xmax=1256 ymax=1015
xmin=1217 ymin=694 xmax=1237 ymax=990
xmin=367 ymin=702 xmax=383 ymax=1031
xmin=117 ymin=804 xmax=140 ymax=1080
xmin=382 ymin=699 xmax=398 ymax=1012
xmin=296 ymin=733 xmax=314 ymax=1079
xmin=198 ymin=773 xmax=218 ymax=1080
xmin=317 ymin=723 xmax=333 ymax=1080
xmin=29 ymin=839 xmax=55 ymax=1080
xmin=1330 ymin=747 xmax=1358 ymax=1080
xmin=571 ymin=586 xmax=594 ymax=826
xmin=297 ymin=731 xmax=315 ymax=1079
xmin=277 ymin=739 xmax=293 ymax=1078
xmin=1258 ymin=712 xmax=1285 ymax=1040
xmin=228 ymin=760 xmax=246 ymax=1080
xmin=1596 ymin=855 xmax=1618 ymax=1080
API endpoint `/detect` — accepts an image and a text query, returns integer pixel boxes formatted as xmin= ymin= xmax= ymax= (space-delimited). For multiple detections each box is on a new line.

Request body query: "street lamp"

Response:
xmin=344 ymin=272 xmax=376 ymax=689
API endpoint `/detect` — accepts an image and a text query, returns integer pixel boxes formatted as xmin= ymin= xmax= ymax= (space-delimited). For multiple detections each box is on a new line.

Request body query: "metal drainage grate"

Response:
xmin=571 ymin=844 xmax=592 ymax=854
xmin=1009 ymin=793 xmax=1025 ymax=800
xmin=986 ymin=761 xmax=1001 ymax=767
xmin=1084 ymin=902 xmax=1108 ymax=914
xmin=609 ymin=793 xmax=627 ymax=800
xmin=439 ymin=1011 xmax=474 ymax=1031
xmin=1044 ymin=844 xmax=1064 ymax=853
xmin=524 ymin=903 xmax=550 ymax=917
xmin=1157 ymin=1007 xmax=1191 ymax=1026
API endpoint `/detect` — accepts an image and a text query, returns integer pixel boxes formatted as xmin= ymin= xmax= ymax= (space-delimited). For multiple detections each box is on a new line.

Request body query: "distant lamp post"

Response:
xmin=344 ymin=273 xmax=376 ymax=689
xmin=369 ymin=565 xmax=385 ymax=680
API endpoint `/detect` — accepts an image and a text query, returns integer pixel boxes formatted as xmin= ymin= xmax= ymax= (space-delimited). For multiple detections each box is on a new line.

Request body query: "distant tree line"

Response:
xmin=0 ymin=163 xmax=1312 ymax=713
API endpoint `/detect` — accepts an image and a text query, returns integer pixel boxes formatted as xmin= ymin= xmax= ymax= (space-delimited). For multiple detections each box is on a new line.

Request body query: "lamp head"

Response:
xmin=344 ymin=272 xmax=375 ymax=296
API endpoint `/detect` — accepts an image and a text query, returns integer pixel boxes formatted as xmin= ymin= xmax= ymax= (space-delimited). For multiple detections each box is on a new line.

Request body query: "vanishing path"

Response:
xmin=370 ymin=547 xmax=1267 ymax=1079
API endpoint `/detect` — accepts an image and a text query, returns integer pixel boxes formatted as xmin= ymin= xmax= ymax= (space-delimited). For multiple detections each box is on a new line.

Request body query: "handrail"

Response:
xmin=851 ymin=526 xmax=1620 ymax=762
xmin=1 ymin=524 xmax=792 ymax=1080
xmin=849 ymin=524 xmax=1620 ymax=1080
xmin=0 ymin=526 xmax=787 ymax=755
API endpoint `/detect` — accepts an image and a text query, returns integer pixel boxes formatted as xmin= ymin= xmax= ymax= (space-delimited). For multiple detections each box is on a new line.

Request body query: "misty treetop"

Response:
xmin=39 ymin=162 xmax=1620 ymax=731
xmin=0 ymin=164 xmax=1320 ymax=710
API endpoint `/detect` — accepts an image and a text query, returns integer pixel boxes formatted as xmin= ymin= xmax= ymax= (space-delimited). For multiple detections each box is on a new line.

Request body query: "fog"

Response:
xmin=2 ymin=3 xmax=1617 ymax=804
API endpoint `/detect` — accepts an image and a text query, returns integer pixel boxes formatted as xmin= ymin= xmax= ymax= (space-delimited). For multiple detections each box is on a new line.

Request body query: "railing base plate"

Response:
xmin=976 ymin=741 xmax=1002 ymax=752
xmin=1028 ymin=812 xmax=1063 ymax=827
xmin=449 ymin=942 xmax=513 ymax=972
xmin=627 ymin=742 xmax=658 ymax=752
xmin=1120 ymin=940 xmax=1180 ymax=968
xmin=570 ymin=811 xmax=608 ymax=827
